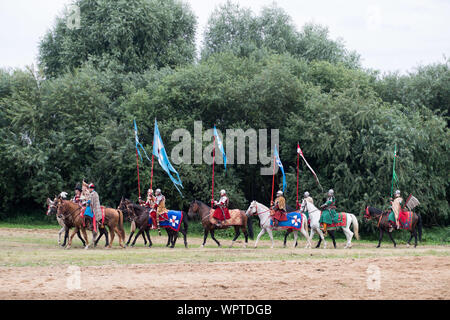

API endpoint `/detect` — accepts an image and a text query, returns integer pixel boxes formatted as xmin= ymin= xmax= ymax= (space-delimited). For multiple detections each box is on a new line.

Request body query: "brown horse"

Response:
xmin=55 ymin=198 xmax=125 ymax=249
xmin=188 ymin=200 xmax=253 ymax=248
xmin=364 ymin=206 xmax=422 ymax=248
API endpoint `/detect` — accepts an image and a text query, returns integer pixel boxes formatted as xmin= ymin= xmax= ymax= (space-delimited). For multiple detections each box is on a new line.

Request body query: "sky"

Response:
xmin=1 ymin=0 xmax=449 ymax=74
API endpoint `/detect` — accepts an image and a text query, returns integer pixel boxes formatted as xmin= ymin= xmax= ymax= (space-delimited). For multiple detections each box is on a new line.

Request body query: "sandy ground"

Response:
xmin=0 ymin=228 xmax=449 ymax=300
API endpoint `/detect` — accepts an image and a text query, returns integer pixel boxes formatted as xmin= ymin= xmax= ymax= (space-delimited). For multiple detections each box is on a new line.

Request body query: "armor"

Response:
xmin=212 ymin=190 xmax=230 ymax=226
xmin=391 ymin=190 xmax=403 ymax=229
xmin=272 ymin=191 xmax=287 ymax=227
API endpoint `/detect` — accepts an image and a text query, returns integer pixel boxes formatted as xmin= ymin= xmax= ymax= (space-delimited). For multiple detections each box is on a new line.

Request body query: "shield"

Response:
xmin=406 ymin=194 xmax=420 ymax=211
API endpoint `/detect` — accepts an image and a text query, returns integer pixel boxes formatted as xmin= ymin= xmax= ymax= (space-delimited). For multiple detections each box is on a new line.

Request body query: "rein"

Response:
xmin=253 ymin=203 xmax=272 ymax=227
xmin=58 ymin=201 xmax=82 ymax=220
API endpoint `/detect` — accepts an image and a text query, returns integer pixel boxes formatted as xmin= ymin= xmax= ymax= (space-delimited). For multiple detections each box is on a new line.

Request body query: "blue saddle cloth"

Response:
xmin=148 ymin=210 xmax=183 ymax=232
xmin=84 ymin=205 xmax=93 ymax=218
xmin=270 ymin=211 xmax=303 ymax=230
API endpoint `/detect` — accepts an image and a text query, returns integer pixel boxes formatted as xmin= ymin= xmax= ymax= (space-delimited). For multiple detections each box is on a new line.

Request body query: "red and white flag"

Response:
xmin=297 ymin=142 xmax=323 ymax=191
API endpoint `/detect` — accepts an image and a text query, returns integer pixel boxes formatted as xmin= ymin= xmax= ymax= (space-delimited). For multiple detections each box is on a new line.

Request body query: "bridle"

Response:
xmin=56 ymin=199 xmax=82 ymax=219
xmin=250 ymin=202 xmax=273 ymax=227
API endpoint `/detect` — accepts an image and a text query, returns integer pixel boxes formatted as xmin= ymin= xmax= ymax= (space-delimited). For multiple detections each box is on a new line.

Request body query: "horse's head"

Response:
xmin=46 ymin=197 xmax=57 ymax=216
xmin=245 ymin=201 xmax=258 ymax=217
xmin=364 ymin=206 xmax=383 ymax=220
xmin=118 ymin=198 xmax=136 ymax=221
xmin=188 ymin=200 xmax=200 ymax=219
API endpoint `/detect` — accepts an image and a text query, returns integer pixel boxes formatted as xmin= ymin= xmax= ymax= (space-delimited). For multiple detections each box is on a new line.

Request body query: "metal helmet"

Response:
xmin=155 ymin=189 xmax=161 ymax=195
xmin=220 ymin=189 xmax=226 ymax=196
xmin=304 ymin=191 xmax=310 ymax=198
xmin=394 ymin=190 xmax=401 ymax=197
xmin=328 ymin=189 xmax=334 ymax=196
xmin=147 ymin=188 xmax=153 ymax=195
xmin=277 ymin=190 xmax=283 ymax=196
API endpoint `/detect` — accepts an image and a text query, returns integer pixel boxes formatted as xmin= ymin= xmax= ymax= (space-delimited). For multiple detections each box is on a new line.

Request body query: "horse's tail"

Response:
xmin=417 ymin=212 xmax=422 ymax=242
xmin=247 ymin=215 xmax=254 ymax=240
xmin=182 ymin=211 xmax=188 ymax=234
xmin=350 ymin=213 xmax=360 ymax=240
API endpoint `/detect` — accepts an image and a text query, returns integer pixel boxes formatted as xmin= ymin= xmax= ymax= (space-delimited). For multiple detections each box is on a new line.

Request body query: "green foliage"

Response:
xmin=38 ymin=0 xmax=197 ymax=77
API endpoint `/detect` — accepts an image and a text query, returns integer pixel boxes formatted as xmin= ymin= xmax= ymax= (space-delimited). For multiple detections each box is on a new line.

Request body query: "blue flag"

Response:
xmin=213 ymin=125 xmax=227 ymax=171
xmin=274 ymin=145 xmax=287 ymax=193
xmin=153 ymin=119 xmax=184 ymax=196
xmin=134 ymin=119 xmax=151 ymax=162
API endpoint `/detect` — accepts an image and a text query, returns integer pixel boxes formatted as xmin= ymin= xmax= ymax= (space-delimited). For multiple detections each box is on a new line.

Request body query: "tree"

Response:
xmin=38 ymin=0 xmax=197 ymax=78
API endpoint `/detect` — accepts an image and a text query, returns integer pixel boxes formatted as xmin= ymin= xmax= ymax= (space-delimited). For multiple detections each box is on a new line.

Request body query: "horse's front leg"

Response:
xmin=131 ymin=229 xmax=143 ymax=247
xmin=267 ymin=228 xmax=274 ymax=249
xmin=61 ymin=227 xmax=69 ymax=247
xmin=66 ymin=228 xmax=79 ymax=249
xmin=210 ymin=229 xmax=221 ymax=247
xmin=126 ymin=231 xmax=134 ymax=247
xmin=254 ymin=228 xmax=266 ymax=248
xmin=201 ymin=229 xmax=209 ymax=248
xmin=58 ymin=227 xmax=65 ymax=246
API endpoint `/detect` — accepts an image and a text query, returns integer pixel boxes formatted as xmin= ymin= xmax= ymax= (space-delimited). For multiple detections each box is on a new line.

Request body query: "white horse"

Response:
xmin=245 ymin=201 xmax=311 ymax=249
xmin=301 ymin=200 xmax=359 ymax=249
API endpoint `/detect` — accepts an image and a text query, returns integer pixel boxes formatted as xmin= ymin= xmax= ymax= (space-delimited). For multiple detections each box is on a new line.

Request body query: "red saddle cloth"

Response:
xmin=150 ymin=210 xmax=169 ymax=227
xmin=270 ymin=210 xmax=288 ymax=222
xmin=212 ymin=207 xmax=230 ymax=221
xmin=398 ymin=210 xmax=413 ymax=229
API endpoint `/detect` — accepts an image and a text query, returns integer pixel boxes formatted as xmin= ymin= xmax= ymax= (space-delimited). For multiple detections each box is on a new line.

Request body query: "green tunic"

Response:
xmin=319 ymin=197 xmax=338 ymax=226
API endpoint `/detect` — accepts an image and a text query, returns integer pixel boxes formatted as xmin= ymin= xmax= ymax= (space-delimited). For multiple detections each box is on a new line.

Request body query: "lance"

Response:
xmin=296 ymin=142 xmax=300 ymax=210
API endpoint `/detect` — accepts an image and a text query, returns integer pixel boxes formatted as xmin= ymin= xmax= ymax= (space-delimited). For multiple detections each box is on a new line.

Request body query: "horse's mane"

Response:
xmin=368 ymin=206 xmax=384 ymax=215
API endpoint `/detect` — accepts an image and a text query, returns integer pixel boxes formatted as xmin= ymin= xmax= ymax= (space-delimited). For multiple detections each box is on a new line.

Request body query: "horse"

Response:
xmin=245 ymin=201 xmax=311 ymax=248
xmin=302 ymin=200 xmax=359 ymax=249
xmin=118 ymin=198 xmax=188 ymax=248
xmin=54 ymin=197 xmax=97 ymax=249
xmin=188 ymin=200 xmax=253 ymax=248
xmin=364 ymin=206 xmax=422 ymax=248
xmin=46 ymin=196 xmax=86 ymax=247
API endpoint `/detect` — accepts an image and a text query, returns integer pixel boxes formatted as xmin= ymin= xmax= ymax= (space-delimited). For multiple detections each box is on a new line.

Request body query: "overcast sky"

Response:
xmin=1 ymin=0 xmax=449 ymax=74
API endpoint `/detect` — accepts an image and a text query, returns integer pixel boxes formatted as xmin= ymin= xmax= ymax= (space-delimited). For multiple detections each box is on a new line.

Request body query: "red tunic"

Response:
xmin=272 ymin=210 xmax=288 ymax=222
xmin=212 ymin=196 xmax=231 ymax=221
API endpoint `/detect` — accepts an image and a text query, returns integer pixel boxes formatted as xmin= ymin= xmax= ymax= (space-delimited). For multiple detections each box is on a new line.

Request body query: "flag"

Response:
xmin=390 ymin=144 xmax=399 ymax=197
xmin=134 ymin=119 xmax=151 ymax=162
xmin=274 ymin=145 xmax=287 ymax=193
xmin=297 ymin=143 xmax=323 ymax=191
xmin=213 ymin=125 xmax=227 ymax=171
xmin=153 ymin=119 xmax=184 ymax=196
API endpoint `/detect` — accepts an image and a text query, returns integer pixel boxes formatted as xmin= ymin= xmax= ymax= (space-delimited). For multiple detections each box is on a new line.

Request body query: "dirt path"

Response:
xmin=1 ymin=256 xmax=449 ymax=300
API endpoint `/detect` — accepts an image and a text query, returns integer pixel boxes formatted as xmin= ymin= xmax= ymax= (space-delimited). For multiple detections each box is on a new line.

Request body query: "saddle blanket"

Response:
xmin=270 ymin=211 xmax=303 ymax=231
xmin=148 ymin=210 xmax=183 ymax=232
xmin=209 ymin=209 xmax=243 ymax=226
xmin=328 ymin=212 xmax=347 ymax=228
xmin=80 ymin=206 xmax=105 ymax=224
xmin=389 ymin=210 xmax=413 ymax=230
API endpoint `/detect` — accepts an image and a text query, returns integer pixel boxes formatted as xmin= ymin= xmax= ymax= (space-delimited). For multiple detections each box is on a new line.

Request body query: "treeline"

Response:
xmin=0 ymin=0 xmax=448 ymax=230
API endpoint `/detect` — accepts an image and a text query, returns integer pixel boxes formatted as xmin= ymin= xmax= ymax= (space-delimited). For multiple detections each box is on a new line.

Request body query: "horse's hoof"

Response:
xmin=200 ymin=244 xmax=204 ymax=248
xmin=84 ymin=246 xmax=89 ymax=250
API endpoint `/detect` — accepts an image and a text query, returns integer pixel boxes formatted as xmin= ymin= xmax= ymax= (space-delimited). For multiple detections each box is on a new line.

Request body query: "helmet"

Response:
xmin=147 ymin=189 xmax=153 ymax=194
xmin=328 ymin=189 xmax=334 ymax=196
xmin=304 ymin=191 xmax=310 ymax=198
xmin=220 ymin=189 xmax=226 ymax=196
xmin=75 ymin=184 xmax=82 ymax=192
xmin=277 ymin=190 xmax=283 ymax=196
xmin=394 ymin=190 xmax=401 ymax=197
xmin=155 ymin=189 xmax=161 ymax=195
xmin=88 ymin=183 xmax=95 ymax=189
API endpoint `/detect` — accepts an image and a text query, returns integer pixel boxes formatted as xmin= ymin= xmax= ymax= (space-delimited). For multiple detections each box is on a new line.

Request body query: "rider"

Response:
xmin=144 ymin=188 xmax=155 ymax=209
xmin=319 ymin=189 xmax=338 ymax=234
xmin=72 ymin=184 xmax=83 ymax=205
xmin=300 ymin=191 xmax=314 ymax=221
xmin=152 ymin=189 xmax=168 ymax=231
xmin=271 ymin=190 xmax=288 ymax=228
xmin=391 ymin=190 xmax=403 ymax=230
xmin=212 ymin=189 xmax=230 ymax=228
xmin=88 ymin=183 xmax=103 ymax=229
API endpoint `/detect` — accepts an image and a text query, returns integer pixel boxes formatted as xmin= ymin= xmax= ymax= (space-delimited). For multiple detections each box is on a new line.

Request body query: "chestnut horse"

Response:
xmin=187 ymin=200 xmax=253 ymax=248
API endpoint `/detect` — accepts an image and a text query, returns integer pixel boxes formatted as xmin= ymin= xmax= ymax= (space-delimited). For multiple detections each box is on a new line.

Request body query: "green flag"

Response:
xmin=390 ymin=144 xmax=399 ymax=197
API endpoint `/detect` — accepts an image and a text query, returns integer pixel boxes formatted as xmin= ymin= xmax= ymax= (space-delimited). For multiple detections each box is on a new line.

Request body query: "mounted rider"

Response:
xmin=144 ymin=188 xmax=155 ymax=209
xmin=212 ymin=189 xmax=231 ymax=228
xmin=72 ymin=184 xmax=83 ymax=205
xmin=319 ymin=189 xmax=338 ymax=233
xmin=271 ymin=190 xmax=288 ymax=228
xmin=151 ymin=189 xmax=168 ymax=231
xmin=300 ymin=191 xmax=314 ymax=220
xmin=390 ymin=190 xmax=403 ymax=230
xmin=88 ymin=183 xmax=103 ymax=230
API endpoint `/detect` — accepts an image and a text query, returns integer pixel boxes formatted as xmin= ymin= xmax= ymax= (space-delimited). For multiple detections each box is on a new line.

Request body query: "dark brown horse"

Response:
xmin=188 ymin=200 xmax=253 ymax=248
xmin=364 ymin=206 xmax=422 ymax=248
xmin=118 ymin=198 xmax=188 ymax=248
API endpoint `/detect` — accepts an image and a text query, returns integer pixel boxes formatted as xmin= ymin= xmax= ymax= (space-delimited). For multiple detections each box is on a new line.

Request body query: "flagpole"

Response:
xmin=150 ymin=142 xmax=154 ymax=191
xmin=391 ymin=144 xmax=397 ymax=197
xmin=211 ymin=132 xmax=216 ymax=207
xmin=135 ymin=147 xmax=141 ymax=200
xmin=296 ymin=142 xmax=300 ymax=210
xmin=271 ymin=153 xmax=276 ymax=206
